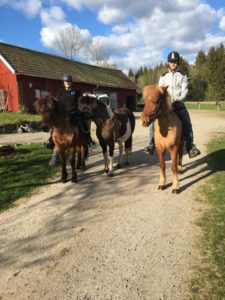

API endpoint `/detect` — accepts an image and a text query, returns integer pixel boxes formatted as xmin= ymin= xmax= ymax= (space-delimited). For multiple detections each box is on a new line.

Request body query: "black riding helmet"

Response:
xmin=167 ymin=51 xmax=180 ymax=63
xmin=62 ymin=74 xmax=73 ymax=82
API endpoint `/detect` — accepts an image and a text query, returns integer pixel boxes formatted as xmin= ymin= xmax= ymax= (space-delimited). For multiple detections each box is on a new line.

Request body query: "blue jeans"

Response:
xmin=174 ymin=105 xmax=194 ymax=151
xmin=148 ymin=122 xmax=154 ymax=145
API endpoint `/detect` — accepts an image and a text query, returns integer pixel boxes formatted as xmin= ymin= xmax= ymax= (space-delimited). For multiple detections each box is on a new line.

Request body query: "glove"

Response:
xmin=172 ymin=101 xmax=183 ymax=110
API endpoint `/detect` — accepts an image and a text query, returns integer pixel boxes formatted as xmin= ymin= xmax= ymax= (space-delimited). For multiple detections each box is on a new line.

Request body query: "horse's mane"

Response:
xmin=34 ymin=96 xmax=66 ymax=114
xmin=158 ymin=86 xmax=172 ymax=112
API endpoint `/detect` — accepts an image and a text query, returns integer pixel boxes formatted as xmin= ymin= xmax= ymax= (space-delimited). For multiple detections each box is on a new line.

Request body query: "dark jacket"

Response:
xmin=57 ymin=87 xmax=82 ymax=113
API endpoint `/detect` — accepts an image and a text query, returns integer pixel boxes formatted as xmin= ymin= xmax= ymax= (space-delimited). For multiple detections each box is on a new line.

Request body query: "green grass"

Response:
xmin=190 ymin=134 xmax=225 ymax=299
xmin=185 ymin=101 xmax=225 ymax=111
xmin=0 ymin=112 xmax=41 ymax=125
xmin=0 ymin=143 xmax=57 ymax=211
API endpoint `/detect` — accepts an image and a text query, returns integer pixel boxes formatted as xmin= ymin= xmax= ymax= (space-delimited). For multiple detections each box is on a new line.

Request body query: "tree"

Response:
xmin=206 ymin=44 xmax=225 ymax=101
xmin=53 ymin=25 xmax=86 ymax=60
xmin=86 ymin=39 xmax=110 ymax=66
xmin=188 ymin=50 xmax=207 ymax=101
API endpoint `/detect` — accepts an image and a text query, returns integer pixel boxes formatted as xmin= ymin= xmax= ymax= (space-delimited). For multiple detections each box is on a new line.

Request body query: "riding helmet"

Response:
xmin=62 ymin=74 xmax=73 ymax=82
xmin=167 ymin=51 xmax=180 ymax=63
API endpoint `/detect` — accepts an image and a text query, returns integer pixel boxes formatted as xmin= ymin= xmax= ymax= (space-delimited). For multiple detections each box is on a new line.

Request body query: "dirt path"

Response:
xmin=0 ymin=111 xmax=225 ymax=300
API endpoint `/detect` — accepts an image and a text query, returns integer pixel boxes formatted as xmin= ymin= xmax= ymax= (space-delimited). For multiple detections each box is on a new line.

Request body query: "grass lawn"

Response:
xmin=185 ymin=101 xmax=225 ymax=111
xmin=0 ymin=143 xmax=57 ymax=211
xmin=190 ymin=133 xmax=225 ymax=299
xmin=0 ymin=112 xmax=41 ymax=125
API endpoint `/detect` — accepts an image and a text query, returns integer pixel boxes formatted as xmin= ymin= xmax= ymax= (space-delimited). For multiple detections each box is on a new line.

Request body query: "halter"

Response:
xmin=148 ymin=94 xmax=164 ymax=122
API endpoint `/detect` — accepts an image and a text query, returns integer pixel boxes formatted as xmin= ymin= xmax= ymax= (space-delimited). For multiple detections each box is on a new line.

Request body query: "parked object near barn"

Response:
xmin=78 ymin=94 xmax=135 ymax=176
xmin=17 ymin=122 xmax=33 ymax=133
xmin=34 ymin=96 xmax=88 ymax=183
xmin=140 ymin=85 xmax=183 ymax=193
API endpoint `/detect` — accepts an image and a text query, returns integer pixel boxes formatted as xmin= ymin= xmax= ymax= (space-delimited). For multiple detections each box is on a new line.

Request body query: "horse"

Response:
xmin=34 ymin=96 xmax=88 ymax=183
xmin=140 ymin=85 xmax=183 ymax=193
xmin=78 ymin=94 xmax=135 ymax=176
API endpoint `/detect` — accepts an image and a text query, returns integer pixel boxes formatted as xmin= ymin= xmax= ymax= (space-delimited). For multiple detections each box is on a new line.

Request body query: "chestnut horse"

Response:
xmin=78 ymin=94 xmax=135 ymax=176
xmin=34 ymin=96 xmax=88 ymax=183
xmin=140 ymin=85 xmax=183 ymax=193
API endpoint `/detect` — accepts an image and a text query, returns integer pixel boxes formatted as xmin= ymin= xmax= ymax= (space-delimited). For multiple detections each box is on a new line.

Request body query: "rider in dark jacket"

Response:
xmin=45 ymin=74 xmax=92 ymax=149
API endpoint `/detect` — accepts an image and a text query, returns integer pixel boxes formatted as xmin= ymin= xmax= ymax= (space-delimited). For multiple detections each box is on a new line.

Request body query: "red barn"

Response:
xmin=0 ymin=42 xmax=138 ymax=112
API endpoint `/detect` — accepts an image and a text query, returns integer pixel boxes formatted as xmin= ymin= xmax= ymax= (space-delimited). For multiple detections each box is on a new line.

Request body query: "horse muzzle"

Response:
xmin=140 ymin=116 xmax=150 ymax=127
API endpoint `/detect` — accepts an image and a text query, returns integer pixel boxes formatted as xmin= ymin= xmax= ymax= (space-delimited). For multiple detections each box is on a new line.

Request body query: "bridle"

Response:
xmin=148 ymin=94 xmax=164 ymax=122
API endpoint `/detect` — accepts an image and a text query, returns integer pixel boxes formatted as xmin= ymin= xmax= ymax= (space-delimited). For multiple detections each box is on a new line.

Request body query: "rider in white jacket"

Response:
xmin=144 ymin=51 xmax=201 ymax=158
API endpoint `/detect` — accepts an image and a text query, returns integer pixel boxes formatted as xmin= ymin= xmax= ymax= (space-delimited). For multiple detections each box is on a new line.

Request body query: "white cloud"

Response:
xmin=40 ymin=6 xmax=66 ymax=26
xmin=56 ymin=0 xmax=225 ymax=72
xmin=219 ymin=16 xmax=225 ymax=31
xmin=98 ymin=6 xmax=125 ymax=24
xmin=0 ymin=0 xmax=42 ymax=18
xmin=2 ymin=0 xmax=224 ymax=72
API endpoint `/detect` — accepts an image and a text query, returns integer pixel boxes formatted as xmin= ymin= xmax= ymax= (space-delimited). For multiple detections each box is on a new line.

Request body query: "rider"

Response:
xmin=45 ymin=74 xmax=93 ymax=149
xmin=144 ymin=51 xmax=201 ymax=159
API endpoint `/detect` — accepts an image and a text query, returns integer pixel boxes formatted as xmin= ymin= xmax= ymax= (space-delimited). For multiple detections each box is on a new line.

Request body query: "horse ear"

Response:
xmin=161 ymin=85 xmax=169 ymax=93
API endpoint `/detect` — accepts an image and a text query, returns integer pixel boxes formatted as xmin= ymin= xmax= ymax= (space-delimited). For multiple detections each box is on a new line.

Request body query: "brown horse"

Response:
xmin=34 ymin=96 xmax=88 ymax=183
xmin=78 ymin=94 xmax=135 ymax=176
xmin=140 ymin=85 xmax=183 ymax=193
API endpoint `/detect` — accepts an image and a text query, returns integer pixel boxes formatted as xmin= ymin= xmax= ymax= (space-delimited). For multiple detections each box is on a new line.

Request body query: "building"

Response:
xmin=0 ymin=42 xmax=137 ymax=112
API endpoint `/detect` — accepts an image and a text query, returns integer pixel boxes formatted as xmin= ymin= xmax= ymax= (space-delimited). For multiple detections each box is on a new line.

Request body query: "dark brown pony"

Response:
xmin=34 ymin=96 xmax=88 ymax=183
xmin=78 ymin=94 xmax=135 ymax=176
xmin=140 ymin=85 xmax=183 ymax=193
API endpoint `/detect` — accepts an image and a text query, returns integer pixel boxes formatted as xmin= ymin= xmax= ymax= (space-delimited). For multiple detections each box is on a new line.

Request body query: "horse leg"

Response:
xmin=58 ymin=148 xmax=68 ymax=183
xmin=48 ymin=147 xmax=57 ymax=167
xmin=157 ymin=148 xmax=166 ymax=190
xmin=100 ymin=141 xmax=109 ymax=173
xmin=124 ymin=136 xmax=132 ymax=166
xmin=70 ymin=151 xmax=77 ymax=183
xmin=117 ymin=141 xmax=123 ymax=169
xmin=108 ymin=143 xmax=114 ymax=177
xmin=76 ymin=150 xmax=82 ymax=169
xmin=170 ymin=147 xmax=180 ymax=193
xmin=178 ymin=140 xmax=184 ymax=174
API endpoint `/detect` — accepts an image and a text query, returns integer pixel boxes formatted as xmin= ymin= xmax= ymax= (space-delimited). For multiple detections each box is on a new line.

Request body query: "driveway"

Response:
xmin=0 ymin=110 xmax=225 ymax=300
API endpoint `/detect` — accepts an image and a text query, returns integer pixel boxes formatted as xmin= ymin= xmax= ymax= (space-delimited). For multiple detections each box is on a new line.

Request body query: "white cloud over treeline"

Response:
xmin=1 ymin=0 xmax=225 ymax=71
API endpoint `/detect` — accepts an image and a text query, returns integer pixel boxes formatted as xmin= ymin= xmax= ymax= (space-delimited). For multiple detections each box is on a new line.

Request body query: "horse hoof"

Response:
xmin=116 ymin=164 xmax=122 ymax=169
xmin=104 ymin=169 xmax=109 ymax=174
xmin=61 ymin=178 xmax=67 ymax=183
xmin=172 ymin=189 xmax=180 ymax=194
xmin=158 ymin=185 xmax=165 ymax=190
xmin=71 ymin=178 xmax=77 ymax=183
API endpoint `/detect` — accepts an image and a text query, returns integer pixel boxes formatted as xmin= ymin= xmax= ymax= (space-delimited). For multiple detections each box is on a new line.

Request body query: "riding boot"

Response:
xmin=44 ymin=136 xmax=55 ymax=149
xmin=144 ymin=141 xmax=155 ymax=155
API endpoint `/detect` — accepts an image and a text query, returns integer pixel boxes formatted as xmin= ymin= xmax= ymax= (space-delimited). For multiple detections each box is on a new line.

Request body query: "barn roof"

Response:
xmin=0 ymin=42 xmax=137 ymax=90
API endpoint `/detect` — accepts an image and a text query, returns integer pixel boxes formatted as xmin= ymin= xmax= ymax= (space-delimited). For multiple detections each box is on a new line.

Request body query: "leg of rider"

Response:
xmin=174 ymin=106 xmax=200 ymax=157
xmin=144 ymin=122 xmax=155 ymax=154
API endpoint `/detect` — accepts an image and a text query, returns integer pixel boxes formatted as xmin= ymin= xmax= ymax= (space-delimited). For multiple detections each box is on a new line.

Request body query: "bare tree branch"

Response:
xmin=53 ymin=25 xmax=86 ymax=60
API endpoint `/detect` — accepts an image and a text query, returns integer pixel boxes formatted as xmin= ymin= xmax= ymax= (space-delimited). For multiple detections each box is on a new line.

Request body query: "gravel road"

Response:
xmin=0 ymin=110 xmax=225 ymax=300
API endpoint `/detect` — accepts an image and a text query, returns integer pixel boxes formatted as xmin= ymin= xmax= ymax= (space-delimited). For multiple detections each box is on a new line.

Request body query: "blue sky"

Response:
xmin=0 ymin=0 xmax=225 ymax=72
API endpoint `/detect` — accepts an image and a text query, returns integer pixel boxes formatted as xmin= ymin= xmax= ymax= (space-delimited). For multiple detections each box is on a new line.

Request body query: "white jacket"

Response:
xmin=158 ymin=69 xmax=188 ymax=102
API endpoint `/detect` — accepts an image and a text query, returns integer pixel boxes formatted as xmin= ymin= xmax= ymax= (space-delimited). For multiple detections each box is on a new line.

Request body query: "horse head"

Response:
xmin=34 ymin=96 xmax=58 ymax=132
xmin=77 ymin=94 xmax=95 ymax=115
xmin=140 ymin=85 xmax=170 ymax=127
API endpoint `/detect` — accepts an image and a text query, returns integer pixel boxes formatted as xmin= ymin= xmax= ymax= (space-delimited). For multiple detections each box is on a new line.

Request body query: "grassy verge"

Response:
xmin=0 ymin=143 xmax=57 ymax=211
xmin=0 ymin=112 xmax=40 ymax=125
xmin=190 ymin=133 xmax=225 ymax=299
xmin=185 ymin=102 xmax=225 ymax=111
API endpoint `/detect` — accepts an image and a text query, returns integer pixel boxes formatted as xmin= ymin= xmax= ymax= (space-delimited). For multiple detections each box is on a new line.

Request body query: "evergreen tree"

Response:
xmin=206 ymin=44 xmax=225 ymax=101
